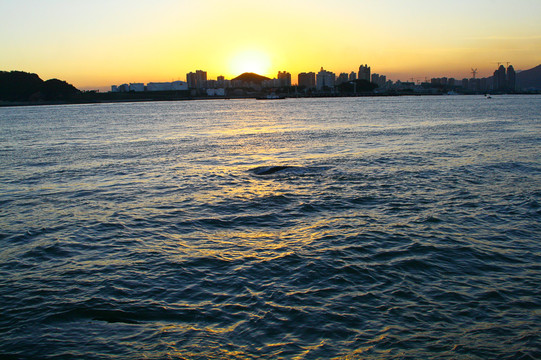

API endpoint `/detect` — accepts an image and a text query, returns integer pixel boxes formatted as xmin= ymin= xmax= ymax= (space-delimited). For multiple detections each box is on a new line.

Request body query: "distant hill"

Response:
xmin=232 ymin=72 xmax=270 ymax=84
xmin=0 ymin=71 xmax=80 ymax=102
xmin=41 ymin=79 xmax=80 ymax=101
xmin=517 ymin=64 xmax=541 ymax=90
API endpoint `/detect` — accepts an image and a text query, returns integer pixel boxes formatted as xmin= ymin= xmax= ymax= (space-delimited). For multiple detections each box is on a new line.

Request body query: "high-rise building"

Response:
xmin=186 ymin=70 xmax=207 ymax=89
xmin=480 ymin=78 xmax=488 ymax=92
xmin=336 ymin=73 xmax=349 ymax=85
xmin=349 ymin=72 xmax=357 ymax=81
xmin=358 ymin=64 xmax=371 ymax=81
xmin=298 ymin=72 xmax=316 ymax=89
xmin=316 ymin=67 xmax=335 ymax=90
xmin=277 ymin=71 xmax=292 ymax=87
xmin=507 ymin=65 xmax=516 ymax=91
xmin=371 ymin=74 xmax=386 ymax=88
xmin=493 ymin=65 xmax=506 ymax=90
xmin=491 ymin=64 xmax=516 ymax=91
xmin=217 ymin=75 xmax=225 ymax=88
xmin=187 ymin=72 xmax=196 ymax=89
xmin=469 ymin=78 xmax=481 ymax=91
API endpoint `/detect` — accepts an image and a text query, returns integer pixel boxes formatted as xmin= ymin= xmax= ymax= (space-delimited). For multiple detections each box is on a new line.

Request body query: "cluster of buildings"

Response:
xmin=493 ymin=64 xmax=516 ymax=91
xmin=297 ymin=65 xmax=378 ymax=91
xmin=110 ymin=70 xmax=291 ymax=95
xmin=110 ymin=63 xmax=520 ymax=95
xmin=112 ymin=81 xmax=188 ymax=93
xmin=111 ymin=65 xmax=387 ymax=96
xmin=111 ymin=64 xmax=385 ymax=95
xmin=423 ymin=64 xmax=516 ymax=93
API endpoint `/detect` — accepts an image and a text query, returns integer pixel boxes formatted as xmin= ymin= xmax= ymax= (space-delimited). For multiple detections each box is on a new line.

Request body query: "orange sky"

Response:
xmin=1 ymin=0 xmax=540 ymax=90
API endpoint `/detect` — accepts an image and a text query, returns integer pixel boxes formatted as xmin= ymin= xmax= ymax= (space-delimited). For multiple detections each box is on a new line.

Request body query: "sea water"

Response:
xmin=0 ymin=96 xmax=540 ymax=359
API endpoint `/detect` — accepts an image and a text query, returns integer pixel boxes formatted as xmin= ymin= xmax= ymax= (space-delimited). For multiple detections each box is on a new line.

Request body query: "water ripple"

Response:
xmin=1 ymin=97 xmax=540 ymax=359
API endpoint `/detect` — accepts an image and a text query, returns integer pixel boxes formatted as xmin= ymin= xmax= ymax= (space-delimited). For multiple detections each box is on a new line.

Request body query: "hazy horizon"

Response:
xmin=1 ymin=0 xmax=540 ymax=91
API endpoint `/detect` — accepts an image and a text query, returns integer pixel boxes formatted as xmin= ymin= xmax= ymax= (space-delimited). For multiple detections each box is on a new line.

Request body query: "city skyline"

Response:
xmin=108 ymin=62 xmax=522 ymax=95
xmin=1 ymin=0 xmax=540 ymax=91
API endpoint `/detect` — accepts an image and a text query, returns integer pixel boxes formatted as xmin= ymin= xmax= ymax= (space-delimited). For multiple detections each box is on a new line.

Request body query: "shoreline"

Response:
xmin=1 ymin=91 xmax=539 ymax=108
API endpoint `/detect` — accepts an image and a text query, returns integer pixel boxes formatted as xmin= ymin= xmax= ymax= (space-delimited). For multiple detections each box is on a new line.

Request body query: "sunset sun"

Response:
xmin=229 ymin=49 xmax=271 ymax=76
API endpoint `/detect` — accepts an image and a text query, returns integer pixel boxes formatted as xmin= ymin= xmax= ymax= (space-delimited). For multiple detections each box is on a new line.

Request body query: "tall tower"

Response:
xmin=298 ymin=72 xmax=316 ymax=89
xmin=358 ymin=64 xmax=371 ymax=81
xmin=493 ymin=65 xmax=506 ymax=91
xmin=277 ymin=71 xmax=292 ymax=87
xmin=316 ymin=67 xmax=336 ymax=90
xmin=506 ymin=65 xmax=516 ymax=91
xmin=186 ymin=70 xmax=207 ymax=89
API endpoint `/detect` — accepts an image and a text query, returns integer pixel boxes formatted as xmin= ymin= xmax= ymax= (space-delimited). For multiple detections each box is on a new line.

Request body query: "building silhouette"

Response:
xmin=507 ymin=65 xmax=516 ymax=91
xmin=358 ymin=64 xmax=371 ymax=81
xmin=316 ymin=67 xmax=335 ymax=90
xmin=187 ymin=70 xmax=207 ymax=89
xmin=493 ymin=64 xmax=516 ymax=91
xmin=298 ymin=72 xmax=316 ymax=89
xmin=371 ymin=74 xmax=386 ymax=88
xmin=147 ymin=81 xmax=188 ymax=91
xmin=493 ymin=65 xmax=506 ymax=91
xmin=129 ymin=83 xmax=144 ymax=92
xmin=336 ymin=73 xmax=349 ymax=86
xmin=277 ymin=71 xmax=292 ymax=87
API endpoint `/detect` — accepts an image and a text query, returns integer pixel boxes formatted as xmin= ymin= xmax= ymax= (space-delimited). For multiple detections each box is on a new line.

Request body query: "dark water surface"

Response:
xmin=1 ymin=96 xmax=540 ymax=359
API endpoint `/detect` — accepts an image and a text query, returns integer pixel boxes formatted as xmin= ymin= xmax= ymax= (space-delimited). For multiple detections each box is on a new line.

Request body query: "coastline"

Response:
xmin=1 ymin=91 xmax=539 ymax=108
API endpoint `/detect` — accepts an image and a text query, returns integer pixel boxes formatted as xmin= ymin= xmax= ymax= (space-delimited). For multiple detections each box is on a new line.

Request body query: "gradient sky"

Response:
xmin=1 ymin=0 xmax=540 ymax=90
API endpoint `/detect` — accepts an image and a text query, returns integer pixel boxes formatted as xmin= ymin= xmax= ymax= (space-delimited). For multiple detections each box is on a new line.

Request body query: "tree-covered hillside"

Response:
xmin=0 ymin=71 xmax=80 ymax=102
